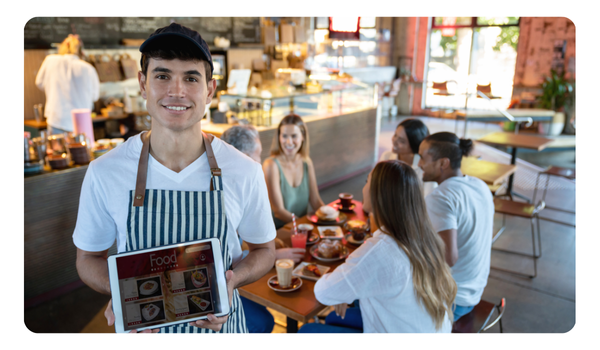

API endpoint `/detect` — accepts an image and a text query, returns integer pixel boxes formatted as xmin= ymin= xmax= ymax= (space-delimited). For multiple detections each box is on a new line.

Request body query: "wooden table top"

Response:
xmin=238 ymin=199 xmax=367 ymax=323
xmin=477 ymin=132 xmax=554 ymax=151
xmin=24 ymin=119 xmax=47 ymax=129
xmin=460 ymin=157 xmax=517 ymax=186
xmin=455 ymin=108 xmax=556 ymax=118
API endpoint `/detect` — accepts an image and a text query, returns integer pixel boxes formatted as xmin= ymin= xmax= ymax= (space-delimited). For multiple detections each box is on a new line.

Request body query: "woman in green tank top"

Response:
xmin=263 ymin=114 xmax=325 ymax=229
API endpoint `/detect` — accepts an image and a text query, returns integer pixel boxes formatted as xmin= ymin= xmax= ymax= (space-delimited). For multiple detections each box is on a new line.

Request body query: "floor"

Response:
xmin=24 ymin=115 xmax=576 ymax=334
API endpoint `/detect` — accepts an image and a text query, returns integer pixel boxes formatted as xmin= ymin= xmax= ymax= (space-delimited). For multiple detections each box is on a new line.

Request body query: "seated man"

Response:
xmin=418 ymin=132 xmax=494 ymax=321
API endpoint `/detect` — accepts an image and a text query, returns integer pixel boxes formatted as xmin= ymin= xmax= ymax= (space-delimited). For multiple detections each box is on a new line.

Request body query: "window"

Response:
xmin=424 ymin=17 xmax=520 ymax=110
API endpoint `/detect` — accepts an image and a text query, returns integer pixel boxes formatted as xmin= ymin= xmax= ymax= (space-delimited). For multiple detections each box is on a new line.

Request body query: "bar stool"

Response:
xmin=533 ymin=166 xmax=575 ymax=227
xmin=452 ymin=298 xmax=506 ymax=333
xmin=492 ymin=198 xmax=545 ymax=278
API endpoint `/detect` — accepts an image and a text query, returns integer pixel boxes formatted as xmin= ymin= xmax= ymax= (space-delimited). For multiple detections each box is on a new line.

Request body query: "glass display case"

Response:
xmin=217 ymin=81 xmax=376 ymax=127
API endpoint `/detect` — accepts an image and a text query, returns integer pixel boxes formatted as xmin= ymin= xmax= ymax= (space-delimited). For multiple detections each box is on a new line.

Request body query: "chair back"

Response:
xmin=432 ymin=81 xmax=448 ymax=90
xmin=477 ymin=83 xmax=492 ymax=94
xmin=452 ymin=298 xmax=505 ymax=333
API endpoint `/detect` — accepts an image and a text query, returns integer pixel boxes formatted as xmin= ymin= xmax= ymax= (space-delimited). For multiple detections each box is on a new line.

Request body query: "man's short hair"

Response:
xmin=140 ymin=47 xmax=212 ymax=83
xmin=221 ymin=125 xmax=260 ymax=157
xmin=424 ymin=132 xmax=474 ymax=170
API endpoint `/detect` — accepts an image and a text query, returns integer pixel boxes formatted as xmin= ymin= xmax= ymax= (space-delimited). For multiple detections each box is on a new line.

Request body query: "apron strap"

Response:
xmin=133 ymin=131 xmax=221 ymax=207
xmin=133 ymin=131 xmax=151 ymax=207
xmin=202 ymin=132 xmax=221 ymax=192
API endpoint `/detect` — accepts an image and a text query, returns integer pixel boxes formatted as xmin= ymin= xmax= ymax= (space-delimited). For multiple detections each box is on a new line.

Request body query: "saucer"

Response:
xmin=345 ymin=233 xmax=369 ymax=245
xmin=306 ymin=231 xmax=320 ymax=245
xmin=268 ymin=275 xmax=303 ymax=292
xmin=333 ymin=202 xmax=356 ymax=211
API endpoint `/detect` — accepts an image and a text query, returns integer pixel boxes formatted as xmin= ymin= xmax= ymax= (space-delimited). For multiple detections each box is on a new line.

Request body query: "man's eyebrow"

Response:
xmin=184 ymin=70 xmax=202 ymax=76
xmin=152 ymin=67 xmax=171 ymax=73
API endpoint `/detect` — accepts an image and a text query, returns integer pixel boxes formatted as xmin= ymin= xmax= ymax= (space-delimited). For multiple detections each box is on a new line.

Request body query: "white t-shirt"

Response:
xmin=425 ymin=175 xmax=494 ymax=307
xmin=35 ymin=54 xmax=100 ymax=131
xmin=314 ymin=230 xmax=452 ymax=333
xmin=379 ymin=151 xmax=438 ymax=197
xmin=72 ymin=132 xmax=276 ymax=266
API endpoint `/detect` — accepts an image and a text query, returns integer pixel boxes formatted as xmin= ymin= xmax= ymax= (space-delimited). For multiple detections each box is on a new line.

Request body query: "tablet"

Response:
xmin=107 ymin=238 xmax=230 ymax=333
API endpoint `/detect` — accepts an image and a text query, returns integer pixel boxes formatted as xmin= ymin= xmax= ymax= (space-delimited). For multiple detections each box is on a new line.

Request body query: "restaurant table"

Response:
xmin=24 ymin=119 xmax=48 ymax=130
xmin=477 ymin=132 xmax=553 ymax=201
xmin=454 ymin=108 xmax=555 ymax=137
xmin=238 ymin=199 xmax=367 ymax=333
xmin=460 ymin=157 xmax=517 ymax=186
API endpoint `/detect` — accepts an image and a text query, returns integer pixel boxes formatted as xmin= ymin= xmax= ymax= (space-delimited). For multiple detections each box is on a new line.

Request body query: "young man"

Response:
xmin=72 ymin=23 xmax=276 ymax=333
xmin=418 ymin=132 xmax=494 ymax=321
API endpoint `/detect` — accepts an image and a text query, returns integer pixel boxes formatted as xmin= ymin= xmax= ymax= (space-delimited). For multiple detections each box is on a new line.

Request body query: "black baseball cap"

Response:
xmin=139 ymin=22 xmax=213 ymax=73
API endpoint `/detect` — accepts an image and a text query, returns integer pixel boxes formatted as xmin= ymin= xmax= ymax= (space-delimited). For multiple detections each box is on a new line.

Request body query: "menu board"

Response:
xmin=24 ymin=17 xmax=260 ymax=49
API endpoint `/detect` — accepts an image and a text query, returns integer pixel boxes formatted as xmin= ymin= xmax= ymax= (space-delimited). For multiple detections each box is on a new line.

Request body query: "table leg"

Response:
xmin=507 ymin=147 xmax=531 ymax=203
xmin=286 ymin=317 xmax=298 ymax=333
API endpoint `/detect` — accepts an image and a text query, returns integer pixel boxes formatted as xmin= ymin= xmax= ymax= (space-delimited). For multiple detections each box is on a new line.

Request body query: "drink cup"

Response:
xmin=275 ymin=259 xmax=294 ymax=287
xmin=339 ymin=193 xmax=353 ymax=208
xmin=297 ymin=223 xmax=314 ymax=236
xmin=291 ymin=231 xmax=308 ymax=249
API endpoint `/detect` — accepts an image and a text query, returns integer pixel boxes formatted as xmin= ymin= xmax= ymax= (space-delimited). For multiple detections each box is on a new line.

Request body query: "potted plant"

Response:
xmin=538 ymin=69 xmax=574 ymax=135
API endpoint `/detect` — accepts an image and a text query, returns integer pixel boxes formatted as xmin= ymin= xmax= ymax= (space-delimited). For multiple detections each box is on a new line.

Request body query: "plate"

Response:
xmin=141 ymin=304 xmax=160 ymax=321
xmin=345 ymin=233 xmax=370 ymax=245
xmin=190 ymin=296 xmax=211 ymax=311
xmin=332 ymin=202 xmax=356 ymax=212
xmin=309 ymin=244 xmax=350 ymax=262
xmin=317 ymin=226 xmax=344 ymax=240
xmin=139 ymin=280 xmax=158 ymax=295
xmin=292 ymin=262 xmax=330 ymax=281
xmin=306 ymin=231 xmax=320 ymax=245
xmin=191 ymin=270 xmax=207 ymax=288
xmin=268 ymin=275 xmax=303 ymax=292
xmin=307 ymin=212 xmax=348 ymax=225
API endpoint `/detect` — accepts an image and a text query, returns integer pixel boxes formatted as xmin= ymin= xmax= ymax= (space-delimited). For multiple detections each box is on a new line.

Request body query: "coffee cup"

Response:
xmin=297 ymin=223 xmax=314 ymax=236
xmin=339 ymin=193 xmax=353 ymax=208
xmin=275 ymin=259 xmax=294 ymax=288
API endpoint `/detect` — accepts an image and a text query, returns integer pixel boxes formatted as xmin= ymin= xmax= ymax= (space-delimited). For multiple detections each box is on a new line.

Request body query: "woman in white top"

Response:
xmin=299 ymin=160 xmax=457 ymax=333
xmin=379 ymin=118 xmax=437 ymax=197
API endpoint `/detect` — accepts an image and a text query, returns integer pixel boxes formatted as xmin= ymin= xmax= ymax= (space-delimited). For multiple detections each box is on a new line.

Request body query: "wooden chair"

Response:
xmin=477 ymin=83 xmax=501 ymax=99
xmin=432 ymin=81 xmax=455 ymax=96
xmin=492 ymin=198 xmax=545 ymax=278
xmin=532 ymin=166 xmax=575 ymax=227
xmin=452 ymin=298 xmax=506 ymax=333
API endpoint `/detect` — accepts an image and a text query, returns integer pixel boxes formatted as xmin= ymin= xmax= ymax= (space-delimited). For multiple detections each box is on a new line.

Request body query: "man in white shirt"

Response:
xmin=35 ymin=34 xmax=99 ymax=134
xmin=418 ymin=132 xmax=494 ymax=321
xmin=72 ymin=23 xmax=276 ymax=333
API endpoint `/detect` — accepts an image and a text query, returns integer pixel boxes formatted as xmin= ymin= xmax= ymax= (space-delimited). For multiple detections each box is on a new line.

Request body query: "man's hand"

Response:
xmin=189 ymin=269 xmax=235 ymax=332
xmin=334 ymin=303 xmax=349 ymax=319
xmin=275 ymin=248 xmax=306 ymax=263
xmin=104 ymin=299 xmax=159 ymax=333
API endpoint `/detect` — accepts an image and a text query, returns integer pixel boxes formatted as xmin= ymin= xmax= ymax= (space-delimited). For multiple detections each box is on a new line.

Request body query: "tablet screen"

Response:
xmin=114 ymin=241 xmax=225 ymax=331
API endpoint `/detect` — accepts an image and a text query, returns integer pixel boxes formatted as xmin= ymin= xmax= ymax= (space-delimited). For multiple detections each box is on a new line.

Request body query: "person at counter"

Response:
xmin=72 ymin=23 xmax=276 ymax=333
xmin=300 ymin=160 xmax=456 ymax=333
xmin=263 ymin=114 xmax=325 ymax=229
xmin=418 ymin=132 xmax=494 ymax=321
xmin=35 ymin=34 xmax=100 ymax=135
xmin=379 ymin=118 xmax=437 ymax=197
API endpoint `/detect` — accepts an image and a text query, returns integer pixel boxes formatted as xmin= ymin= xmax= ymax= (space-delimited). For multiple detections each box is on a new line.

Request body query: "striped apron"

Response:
xmin=126 ymin=131 xmax=247 ymax=333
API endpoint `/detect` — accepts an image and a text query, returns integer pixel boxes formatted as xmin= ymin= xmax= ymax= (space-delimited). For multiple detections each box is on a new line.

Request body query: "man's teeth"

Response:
xmin=165 ymin=106 xmax=188 ymax=111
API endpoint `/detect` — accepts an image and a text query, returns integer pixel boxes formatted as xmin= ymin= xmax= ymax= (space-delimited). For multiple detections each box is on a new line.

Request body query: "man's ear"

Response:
xmin=138 ymin=71 xmax=147 ymax=99
xmin=439 ymin=157 xmax=451 ymax=170
xmin=206 ymin=79 xmax=217 ymax=105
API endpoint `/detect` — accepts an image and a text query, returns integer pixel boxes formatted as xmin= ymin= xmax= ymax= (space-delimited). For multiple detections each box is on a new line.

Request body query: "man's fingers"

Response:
xmin=104 ymin=299 xmax=115 ymax=326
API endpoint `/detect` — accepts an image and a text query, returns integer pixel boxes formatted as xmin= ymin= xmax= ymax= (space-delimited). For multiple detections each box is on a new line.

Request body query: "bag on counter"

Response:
xmin=120 ymin=53 xmax=139 ymax=80
xmin=91 ymin=54 xmax=123 ymax=82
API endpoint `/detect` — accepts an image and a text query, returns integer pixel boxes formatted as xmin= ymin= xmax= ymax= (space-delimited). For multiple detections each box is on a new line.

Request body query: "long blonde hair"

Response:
xmin=58 ymin=34 xmax=82 ymax=56
xmin=370 ymin=160 xmax=456 ymax=329
xmin=270 ymin=114 xmax=310 ymax=158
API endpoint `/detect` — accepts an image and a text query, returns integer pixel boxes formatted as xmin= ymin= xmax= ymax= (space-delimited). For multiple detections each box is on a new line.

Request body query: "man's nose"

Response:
xmin=168 ymin=79 xmax=185 ymax=97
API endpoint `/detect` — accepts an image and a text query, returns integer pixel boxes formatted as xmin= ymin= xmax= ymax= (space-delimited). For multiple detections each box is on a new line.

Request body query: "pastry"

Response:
xmin=303 ymin=263 xmax=322 ymax=277
xmin=316 ymin=206 xmax=339 ymax=221
xmin=317 ymin=239 xmax=341 ymax=258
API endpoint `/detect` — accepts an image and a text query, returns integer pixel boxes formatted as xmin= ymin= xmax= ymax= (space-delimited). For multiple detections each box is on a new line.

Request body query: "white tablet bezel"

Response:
xmin=107 ymin=237 xmax=230 ymax=333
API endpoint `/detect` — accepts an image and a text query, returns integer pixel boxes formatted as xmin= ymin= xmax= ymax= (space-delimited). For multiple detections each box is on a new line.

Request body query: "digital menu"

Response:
xmin=115 ymin=242 xmax=224 ymax=331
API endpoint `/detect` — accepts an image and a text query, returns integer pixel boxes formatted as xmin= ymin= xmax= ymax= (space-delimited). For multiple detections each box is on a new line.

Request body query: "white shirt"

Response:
xmin=379 ymin=151 xmax=438 ymax=197
xmin=425 ymin=175 xmax=494 ymax=307
xmin=72 ymin=132 xmax=276 ymax=266
xmin=314 ymin=230 xmax=452 ymax=333
xmin=35 ymin=54 xmax=100 ymax=131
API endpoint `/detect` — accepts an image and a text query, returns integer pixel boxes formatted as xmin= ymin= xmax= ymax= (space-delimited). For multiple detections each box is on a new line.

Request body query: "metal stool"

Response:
xmin=533 ymin=166 xmax=575 ymax=227
xmin=492 ymin=198 xmax=545 ymax=278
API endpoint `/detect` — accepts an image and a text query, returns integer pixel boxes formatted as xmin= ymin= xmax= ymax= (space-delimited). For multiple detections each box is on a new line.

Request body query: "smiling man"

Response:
xmin=72 ymin=23 xmax=276 ymax=333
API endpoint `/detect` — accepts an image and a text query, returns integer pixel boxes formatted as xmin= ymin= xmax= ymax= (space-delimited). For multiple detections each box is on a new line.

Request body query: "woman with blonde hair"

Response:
xmin=299 ymin=160 xmax=456 ymax=333
xmin=263 ymin=114 xmax=324 ymax=229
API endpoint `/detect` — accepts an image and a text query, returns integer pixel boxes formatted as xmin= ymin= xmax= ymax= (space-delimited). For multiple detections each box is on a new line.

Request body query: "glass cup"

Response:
xmin=275 ymin=259 xmax=294 ymax=287
xmin=291 ymin=231 xmax=308 ymax=250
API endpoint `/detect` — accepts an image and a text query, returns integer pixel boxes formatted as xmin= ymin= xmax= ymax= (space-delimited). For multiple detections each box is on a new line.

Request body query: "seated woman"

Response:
xmin=379 ymin=118 xmax=437 ymax=197
xmin=299 ymin=160 xmax=457 ymax=333
xmin=263 ymin=114 xmax=324 ymax=229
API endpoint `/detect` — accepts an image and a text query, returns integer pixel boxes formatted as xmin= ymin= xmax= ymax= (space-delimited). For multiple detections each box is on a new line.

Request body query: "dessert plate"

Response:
xmin=139 ymin=280 xmax=158 ymax=295
xmin=307 ymin=212 xmax=347 ymax=225
xmin=309 ymin=244 xmax=350 ymax=262
xmin=292 ymin=262 xmax=330 ymax=281
xmin=317 ymin=226 xmax=344 ymax=240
